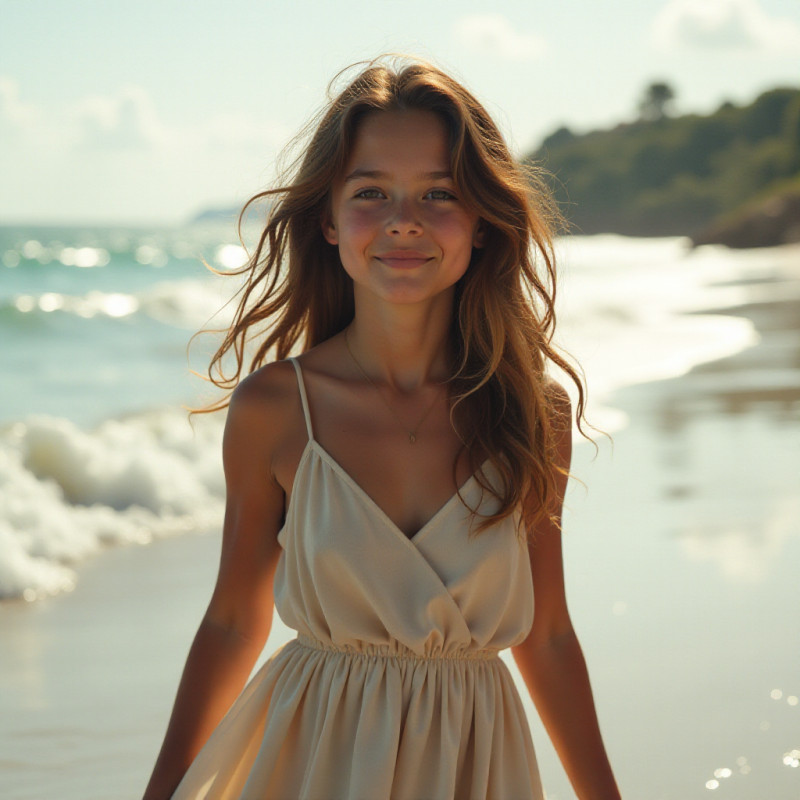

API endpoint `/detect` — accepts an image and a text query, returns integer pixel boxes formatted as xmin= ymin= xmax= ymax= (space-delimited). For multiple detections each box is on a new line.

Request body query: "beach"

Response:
xmin=1 ymin=231 xmax=798 ymax=799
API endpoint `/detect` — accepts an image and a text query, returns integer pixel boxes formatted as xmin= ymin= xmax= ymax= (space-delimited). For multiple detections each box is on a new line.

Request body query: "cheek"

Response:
xmin=429 ymin=210 xmax=480 ymax=245
xmin=338 ymin=207 xmax=380 ymax=241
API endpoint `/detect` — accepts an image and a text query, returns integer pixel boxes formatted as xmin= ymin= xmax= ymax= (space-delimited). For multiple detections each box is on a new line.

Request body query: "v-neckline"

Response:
xmin=293 ymin=439 xmax=489 ymax=545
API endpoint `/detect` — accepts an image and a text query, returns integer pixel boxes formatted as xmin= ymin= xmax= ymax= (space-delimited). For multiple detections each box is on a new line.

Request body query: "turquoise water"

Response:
xmin=2 ymin=224 xmax=799 ymax=798
xmin=0 ymin=224 xmax=238 ymax=426
xmin=0 ymin=225 xmax=772 ymax=600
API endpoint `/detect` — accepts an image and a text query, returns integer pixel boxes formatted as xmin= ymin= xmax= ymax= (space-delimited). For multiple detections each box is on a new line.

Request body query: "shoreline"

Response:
xmin=1 ymin=248 xmax=799 ymax=799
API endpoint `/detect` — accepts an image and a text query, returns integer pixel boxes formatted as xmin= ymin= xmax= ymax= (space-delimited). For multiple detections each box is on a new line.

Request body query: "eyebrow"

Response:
xmin=342 ymin=169 xmax=453 ymax=184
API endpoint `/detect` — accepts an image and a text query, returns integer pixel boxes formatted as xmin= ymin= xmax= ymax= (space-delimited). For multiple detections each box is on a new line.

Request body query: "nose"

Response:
xmin=385 ymin=196 xmax=422 ymax=236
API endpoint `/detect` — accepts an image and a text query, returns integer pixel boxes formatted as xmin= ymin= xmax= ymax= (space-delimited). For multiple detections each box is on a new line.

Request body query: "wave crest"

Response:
xmin=0 ymin=410 xmax=225 ymax=601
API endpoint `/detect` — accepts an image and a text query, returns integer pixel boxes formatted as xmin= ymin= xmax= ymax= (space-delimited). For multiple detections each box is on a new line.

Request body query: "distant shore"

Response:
xmin=691 ymin=186 xmax=800 ymax=249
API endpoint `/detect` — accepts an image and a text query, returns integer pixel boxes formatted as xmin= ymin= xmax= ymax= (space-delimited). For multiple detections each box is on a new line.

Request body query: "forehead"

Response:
xmin=344 ymin=109 xmax=450 ymax=173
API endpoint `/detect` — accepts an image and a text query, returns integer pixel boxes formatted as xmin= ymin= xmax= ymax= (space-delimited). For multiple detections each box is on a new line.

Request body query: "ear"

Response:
xmin=472 ymin=220 xmax=486 ymax=249
xmin=321 ymin=212 xmax=338 ymax=245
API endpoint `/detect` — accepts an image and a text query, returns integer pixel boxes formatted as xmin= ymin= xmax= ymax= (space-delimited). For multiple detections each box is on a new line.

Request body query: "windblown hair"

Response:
xmin=201 ymin=54 xmax=589 ymax=536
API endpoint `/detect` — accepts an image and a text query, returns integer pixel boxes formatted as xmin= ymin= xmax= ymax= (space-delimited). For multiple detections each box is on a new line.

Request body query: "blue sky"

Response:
xmin=2 ymin=0 xmax=799 ymax=224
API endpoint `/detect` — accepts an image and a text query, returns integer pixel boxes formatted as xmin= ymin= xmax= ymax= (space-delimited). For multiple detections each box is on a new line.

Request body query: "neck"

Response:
xmin=346 ymin=292 xmax=454 ymax=392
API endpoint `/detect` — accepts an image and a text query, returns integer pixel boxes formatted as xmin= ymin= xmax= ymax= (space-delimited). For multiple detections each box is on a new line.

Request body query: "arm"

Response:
xmin=511 ymin=387 xmax=620 ymax=800
xmin=142 ymin=369 xmax=289 ymax=800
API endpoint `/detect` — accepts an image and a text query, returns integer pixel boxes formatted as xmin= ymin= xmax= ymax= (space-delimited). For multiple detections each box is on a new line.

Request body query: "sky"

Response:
xmin=1 ymin=0 xmax=799 ymax=225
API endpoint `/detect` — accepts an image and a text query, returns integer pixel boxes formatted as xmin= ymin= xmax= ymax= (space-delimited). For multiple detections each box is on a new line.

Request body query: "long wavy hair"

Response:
xmin=200 ymin=55 xmax=588 ymax=535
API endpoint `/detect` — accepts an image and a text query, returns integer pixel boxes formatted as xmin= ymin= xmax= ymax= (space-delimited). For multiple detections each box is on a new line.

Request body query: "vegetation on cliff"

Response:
xmin=528 ymin=85 xmax=800 ymax=244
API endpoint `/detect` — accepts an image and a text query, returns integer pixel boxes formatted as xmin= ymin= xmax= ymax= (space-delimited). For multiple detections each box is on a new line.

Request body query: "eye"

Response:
xmin=353 ymin=188 xmax=385 ymax=200
xmin=425 ymin=188 xmax=457 ymax=201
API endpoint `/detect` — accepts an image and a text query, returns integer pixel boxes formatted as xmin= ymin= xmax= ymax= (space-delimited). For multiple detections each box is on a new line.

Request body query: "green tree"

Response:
xmin=639 ymin=82 xmax=676 ymax=122
xmin=529 ymin=86 xmax=800 ymax=237
xmin=740 ymin=88 xmax=797 ymax=142
xmin=541 ymin=126 xmax=575 ymax=149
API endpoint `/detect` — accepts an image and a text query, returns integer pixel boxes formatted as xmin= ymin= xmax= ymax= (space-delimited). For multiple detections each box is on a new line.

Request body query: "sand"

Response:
xmin=1 ymin=247 xmax=798 ymax=799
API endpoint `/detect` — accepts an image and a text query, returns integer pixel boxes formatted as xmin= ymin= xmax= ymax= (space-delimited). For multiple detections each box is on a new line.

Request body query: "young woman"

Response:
xmin=143 ymin=56 xmax=621 ymax=799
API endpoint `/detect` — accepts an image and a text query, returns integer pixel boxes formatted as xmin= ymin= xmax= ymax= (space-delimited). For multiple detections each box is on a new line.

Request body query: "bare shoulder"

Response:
xmin=544 ymin=378 xmax=571 ymax=413
xmin=229 ymin=359 xmax=299 ymax=415
xmin=542 ymin=378 xmax=572 ymax=436
xmin=223 ymin=360 xmax=301 ymax=477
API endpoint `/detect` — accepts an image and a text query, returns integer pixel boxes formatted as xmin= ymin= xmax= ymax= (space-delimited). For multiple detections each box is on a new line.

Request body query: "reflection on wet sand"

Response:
xmin=621 ymin=265 xmax=800 ymax=586
xmin=534 ymin=247 xmax=800 ymax=799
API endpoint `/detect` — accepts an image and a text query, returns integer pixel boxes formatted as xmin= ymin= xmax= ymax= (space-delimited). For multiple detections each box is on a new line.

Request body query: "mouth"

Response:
xmin=374 ymin=252 xmax=433 ymax=270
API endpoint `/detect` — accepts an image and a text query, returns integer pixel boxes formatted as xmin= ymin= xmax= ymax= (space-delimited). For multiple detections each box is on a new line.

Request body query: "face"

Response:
xmin=323 ymin=109 xmax=484 ymax=307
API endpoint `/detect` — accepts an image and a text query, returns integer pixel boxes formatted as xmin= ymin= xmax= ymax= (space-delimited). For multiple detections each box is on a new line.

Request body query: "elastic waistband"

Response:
xmin=295 ymin=633 xmax=499 ymax=662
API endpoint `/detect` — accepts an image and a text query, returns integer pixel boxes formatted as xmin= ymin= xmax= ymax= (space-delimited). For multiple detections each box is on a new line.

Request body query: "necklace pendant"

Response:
xmin=408 ymin=433 xmax=417 ymax=444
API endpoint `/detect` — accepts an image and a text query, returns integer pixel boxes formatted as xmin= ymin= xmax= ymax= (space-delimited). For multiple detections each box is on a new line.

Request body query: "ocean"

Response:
xmin=0 ymin=224 xmax=774 ymax=602
xmin=2 ymin=223 xmax=800 ymax=799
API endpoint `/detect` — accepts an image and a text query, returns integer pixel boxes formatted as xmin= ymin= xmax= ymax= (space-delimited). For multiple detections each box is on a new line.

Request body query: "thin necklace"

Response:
xmin=343 ymin=326 xmax=440 ymax=444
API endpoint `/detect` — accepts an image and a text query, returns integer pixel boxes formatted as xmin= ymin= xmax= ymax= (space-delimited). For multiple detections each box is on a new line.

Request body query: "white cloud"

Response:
xmin=653 ymin=0 xmax=800 ymax=53
xmin=0 ymin=78 xmax=291 ymax=221
xmin=0 ymin=80 xmax=286 ymax=157
xmin=72 ymin=85 xmax=167 ymax=151
xmin=0 ymin=78 xmax=37 ymax=125
xmin=0 ymin=81 xmax=167 ymax=153
xmin=453 ymin=14 xmax=547 ymax=62
xmin=0 ymin=77 xmax=40 ymax=141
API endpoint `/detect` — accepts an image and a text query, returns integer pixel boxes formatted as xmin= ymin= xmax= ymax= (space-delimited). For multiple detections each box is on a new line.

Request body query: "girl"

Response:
xmin=144 ymin=56 xmax=620 ymax=800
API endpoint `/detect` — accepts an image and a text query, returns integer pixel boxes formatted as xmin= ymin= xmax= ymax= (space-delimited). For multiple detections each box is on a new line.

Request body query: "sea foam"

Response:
xmin=0 ymin=410 xmax=225 ymax=601
xmin=4 ymin=277 xmax=235 ymax=329
xmin=3 ymin=232 xmax=789 ymax=602
xmin=552 ymin=236 xmax=762 ymax=429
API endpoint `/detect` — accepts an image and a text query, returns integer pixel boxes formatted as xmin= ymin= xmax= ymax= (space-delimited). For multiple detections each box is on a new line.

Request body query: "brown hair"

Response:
xmin=201 ymin=54 xmax=588 ymax=535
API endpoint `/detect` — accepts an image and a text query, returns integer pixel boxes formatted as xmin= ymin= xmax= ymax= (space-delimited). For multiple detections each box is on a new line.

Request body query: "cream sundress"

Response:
xmin=172 ymin=358 xmax=544 ymax=799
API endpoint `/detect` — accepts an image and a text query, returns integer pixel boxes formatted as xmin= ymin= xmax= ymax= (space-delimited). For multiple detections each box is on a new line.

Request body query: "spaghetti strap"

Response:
xmin=289 ymin=357 xmax=314 ymax=440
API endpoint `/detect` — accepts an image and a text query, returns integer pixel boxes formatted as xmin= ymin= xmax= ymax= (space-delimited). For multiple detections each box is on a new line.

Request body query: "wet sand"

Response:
xmin=1 ymin=248 xmax=798 ymax=799
xmin=529 ymin=258 xmax=800 ymax=799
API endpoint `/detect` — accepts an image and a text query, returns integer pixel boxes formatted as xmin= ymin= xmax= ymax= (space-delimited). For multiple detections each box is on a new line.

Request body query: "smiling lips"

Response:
xmin=374 ymin=250 xmax=433 ymax=269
